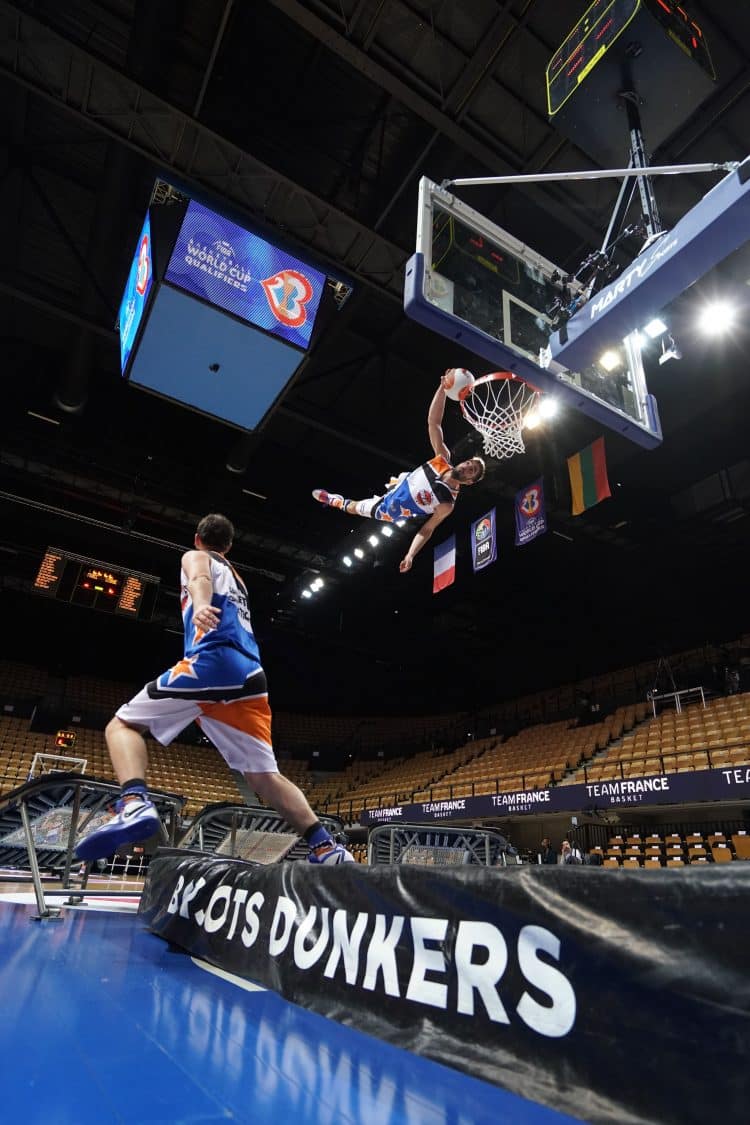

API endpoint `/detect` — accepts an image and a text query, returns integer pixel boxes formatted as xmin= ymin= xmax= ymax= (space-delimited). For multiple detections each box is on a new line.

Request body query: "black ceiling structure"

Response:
xmin=0 ymin=0 xmax=748 ymax=715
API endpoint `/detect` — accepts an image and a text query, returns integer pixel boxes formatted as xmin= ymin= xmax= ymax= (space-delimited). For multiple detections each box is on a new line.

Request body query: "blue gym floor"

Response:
xmin=0 ymin=896 xmax=583 ymax=1124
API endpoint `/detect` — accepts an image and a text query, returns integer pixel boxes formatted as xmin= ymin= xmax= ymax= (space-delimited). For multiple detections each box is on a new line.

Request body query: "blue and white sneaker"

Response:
xmin=307 ymin=841 xmax=355 ymax=865
xmin=75 ymin=795 xmax=160 ymax=861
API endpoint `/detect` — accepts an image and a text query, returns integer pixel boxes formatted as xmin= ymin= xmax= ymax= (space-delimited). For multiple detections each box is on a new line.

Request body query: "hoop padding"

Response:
xmin=460 ymin=372 xmax=540 ymax=459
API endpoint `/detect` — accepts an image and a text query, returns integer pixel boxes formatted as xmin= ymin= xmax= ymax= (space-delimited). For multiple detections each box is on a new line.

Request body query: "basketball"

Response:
xmin=443 ymin=368 xmax=476 ymax=401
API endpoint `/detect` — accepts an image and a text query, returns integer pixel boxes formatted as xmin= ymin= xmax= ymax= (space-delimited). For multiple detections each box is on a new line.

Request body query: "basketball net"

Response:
xmin=460 ymin=372 xmax=541 ymax=459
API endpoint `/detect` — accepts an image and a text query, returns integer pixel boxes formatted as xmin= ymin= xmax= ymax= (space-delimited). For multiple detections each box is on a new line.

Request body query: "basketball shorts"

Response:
xmin=116 ymin=645 xmax=278 ymax=774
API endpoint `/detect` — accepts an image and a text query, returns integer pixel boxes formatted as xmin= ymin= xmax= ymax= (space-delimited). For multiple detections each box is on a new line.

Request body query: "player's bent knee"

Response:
xmin=106 ymin=716 xmax=145 ymax=737
xmin=245 ymin=770 xmax=282 ymax=795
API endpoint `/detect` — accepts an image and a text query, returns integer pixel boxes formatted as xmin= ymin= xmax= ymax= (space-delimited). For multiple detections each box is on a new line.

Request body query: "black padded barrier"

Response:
xmin=139 ymin=852 xmax=750 ymax=1125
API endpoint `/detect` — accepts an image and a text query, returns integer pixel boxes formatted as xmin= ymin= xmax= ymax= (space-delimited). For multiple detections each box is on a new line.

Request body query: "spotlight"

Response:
xmin=342 ymin=555 xmax=353 ymax=567
xmin=301 ymin=589 xmax=313 ymax=599
xmin=368 ymin=534 xmax=379 ymax=547
xmin=381 ymin=526 xmax=393 ymax=538
xmin=311 ymin=577 xmax=324 ymax=591
xmin=698 ymin=301 xmax=736 ymax=335
xmin=538 ymin=397 xmax=558 ymax=420
xmin=643 ymin=317 xmax=668 ymax=338
xmin=354 ymin=548 xmax=365 ymax=559
xmin=524 ymin=411 xmax=540 ymax=430
xmin=599 ymin=349 xmax=621 ymax=371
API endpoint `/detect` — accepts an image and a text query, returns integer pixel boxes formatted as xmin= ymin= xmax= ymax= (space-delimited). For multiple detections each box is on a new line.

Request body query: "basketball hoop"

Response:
xmin=460 ymin=372 xmax=541 ymax=459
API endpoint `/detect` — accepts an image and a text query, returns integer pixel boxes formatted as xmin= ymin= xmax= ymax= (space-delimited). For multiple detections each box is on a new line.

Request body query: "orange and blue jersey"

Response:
xmin=180 ymin=551 xmax=261 ymax=668
xmin=375 ymin=455 xmax=458 ymax=522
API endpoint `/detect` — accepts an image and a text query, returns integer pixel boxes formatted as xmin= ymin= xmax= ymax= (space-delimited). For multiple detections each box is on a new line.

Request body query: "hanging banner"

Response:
xmin=567 ymin=436 xmax=611 ymax=516
xmin=140 ymin=852 xmax=750 ymax=1125
xmin=514 ymin=479 xmax=547 ymax=546
xmin=471 ymin=508 xmax=497 ymax=571
xmin=433 ymin=534 xmax=456 ymax=593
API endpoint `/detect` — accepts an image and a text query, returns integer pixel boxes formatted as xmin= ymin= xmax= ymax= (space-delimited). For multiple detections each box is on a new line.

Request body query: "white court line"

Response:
xmin=0 ymin=891 xmax=140 ymax=913
xmin=191 ymin=956 xmax=267 ymax=992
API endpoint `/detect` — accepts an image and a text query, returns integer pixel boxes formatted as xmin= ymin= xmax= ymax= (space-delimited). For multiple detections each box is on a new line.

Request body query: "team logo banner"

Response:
xmin=362 ymin=765 xmax=750 ymax=824
xmin=471 ymin=508 xmax=497 ymax=572
xmin=140 ymin=851 xmax=750 ymax=1125
xmin=514 ymin=479 xmax=547 ymax=546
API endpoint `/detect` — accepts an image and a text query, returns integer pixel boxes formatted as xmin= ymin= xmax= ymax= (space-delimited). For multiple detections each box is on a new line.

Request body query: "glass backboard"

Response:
xmin=404 ymin=177 xmax=662 ymax=448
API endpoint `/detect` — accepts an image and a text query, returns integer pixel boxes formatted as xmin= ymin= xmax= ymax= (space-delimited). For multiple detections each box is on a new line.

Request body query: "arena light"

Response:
xmin=697 ymin=301 xmax=736 ymax=335
xmin=396 ymin=519 xmax=406 ymax=528
xmin=311 ymin=577 xmax=324 ymax=591
xmin=643 ymin=317 xmax=668 ymax=338
xmin=342 ymin=555 xmax=353 ymax=567
xmin=538 ymin=397 xmax=558 ymax=420
xmin=301 ymin=589 xmax=313 ymax=599
xmin=368 ymin=534 xmax=379 ymax=547
xmin=598 ymin=349 xmax=621 ymax=371
xmin=354 ymin=547 xmax=365 ymax=559
xmin=380 ymin=526 xmax=394 ymax=538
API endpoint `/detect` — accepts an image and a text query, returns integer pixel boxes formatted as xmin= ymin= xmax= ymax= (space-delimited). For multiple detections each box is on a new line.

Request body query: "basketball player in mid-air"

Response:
xmin=313 ymin=372 xmax=485 ymax=571
xmin=75 ymin=514 xmax=353 ymax=864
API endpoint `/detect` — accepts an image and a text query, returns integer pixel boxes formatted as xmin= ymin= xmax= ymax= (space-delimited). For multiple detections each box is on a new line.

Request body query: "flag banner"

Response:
xmin=514 ymin=479 xmax=547 ymax=546
xmin=567 ymin=436 xmax=611 ymax=516
xmin=471 ymin=509 xmax=497 ymax=571
xmin=433 ymin=534 xmax=456 ymax=593
xmin=141 ymin=850 xmax=750 ymax=1125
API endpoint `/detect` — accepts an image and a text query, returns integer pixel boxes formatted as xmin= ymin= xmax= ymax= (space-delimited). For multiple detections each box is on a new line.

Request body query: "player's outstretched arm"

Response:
xmin=182 ymin=550 xmax=221 ymax=631
xmin=427 ymin=375 xmax=452 ymax=461
xmin=399 ymin=504 xmax=452 ymax=572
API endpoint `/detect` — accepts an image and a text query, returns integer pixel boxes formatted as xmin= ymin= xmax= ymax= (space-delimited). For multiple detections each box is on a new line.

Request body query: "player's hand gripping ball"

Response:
xmin=442 ymin=368 xmax=476 ymax=401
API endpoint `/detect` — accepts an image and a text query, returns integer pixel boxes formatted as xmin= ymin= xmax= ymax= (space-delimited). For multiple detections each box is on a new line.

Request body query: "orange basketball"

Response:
xmin=443 ymin=368 xmax=476 ymax=401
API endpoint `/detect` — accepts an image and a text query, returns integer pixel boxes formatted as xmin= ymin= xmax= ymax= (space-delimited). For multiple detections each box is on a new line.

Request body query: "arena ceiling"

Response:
xmin=0 ymin=0 xmax=749 ymax=714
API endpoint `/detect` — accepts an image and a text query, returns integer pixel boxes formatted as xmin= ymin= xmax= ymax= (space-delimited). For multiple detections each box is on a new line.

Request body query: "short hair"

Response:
xmin=196 ymin=513 xmax=234 ymax=552
xmin=471 ymin=456 xmax=486 ymax=481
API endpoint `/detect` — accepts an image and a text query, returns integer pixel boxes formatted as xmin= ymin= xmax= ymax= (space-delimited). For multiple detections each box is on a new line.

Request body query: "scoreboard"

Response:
xmin=33 ymin=548 xmax=160 ymax=621
xmin=546 ymin=0 xmax=714 ymax=118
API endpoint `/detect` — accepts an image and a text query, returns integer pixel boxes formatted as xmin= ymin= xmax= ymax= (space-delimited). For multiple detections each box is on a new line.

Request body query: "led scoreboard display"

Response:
xmin=33 ymin=549 xmax=159 ymax=621
xmin=546 ymin=0 xmax=714 ymax=118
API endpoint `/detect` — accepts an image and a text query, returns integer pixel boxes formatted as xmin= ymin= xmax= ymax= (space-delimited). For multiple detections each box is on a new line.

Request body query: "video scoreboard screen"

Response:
xmin=33 ymin=549 xmax=160 ymax=621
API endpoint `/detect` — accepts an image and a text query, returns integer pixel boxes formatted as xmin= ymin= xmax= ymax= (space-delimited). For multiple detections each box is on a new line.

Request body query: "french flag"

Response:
xmin=433 ymin=534 xmax=456 ymax=593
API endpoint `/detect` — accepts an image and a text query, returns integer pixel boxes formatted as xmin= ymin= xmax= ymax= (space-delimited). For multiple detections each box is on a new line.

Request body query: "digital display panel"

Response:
xmin=33 ymin=549 xmax=159 ymax=621
xmin=118 ymin=213 xmax=153 ymax=374
xmin=546 ymin=0 xmax=713 ymax=117
xmin=164 ymin=199 xmax=326 ymax=349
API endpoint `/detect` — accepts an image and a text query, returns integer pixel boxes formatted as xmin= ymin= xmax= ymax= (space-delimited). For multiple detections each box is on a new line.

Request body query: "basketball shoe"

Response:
xmin=75 ymin=793 xmax=160 ymax=861
xmin=307 ymin=841 xmax=356 ymax=864
xmin=312 ymin=489 xmax=347 ymax=510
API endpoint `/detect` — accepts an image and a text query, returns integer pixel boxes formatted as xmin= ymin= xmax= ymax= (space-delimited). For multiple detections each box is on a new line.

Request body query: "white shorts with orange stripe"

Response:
xmin=116 ymin=648 xmax=278 ymax=775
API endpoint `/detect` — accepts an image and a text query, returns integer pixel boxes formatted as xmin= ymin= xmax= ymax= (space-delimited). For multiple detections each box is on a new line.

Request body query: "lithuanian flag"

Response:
xmin=567 ymin=436 xmax=611 ymax=516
